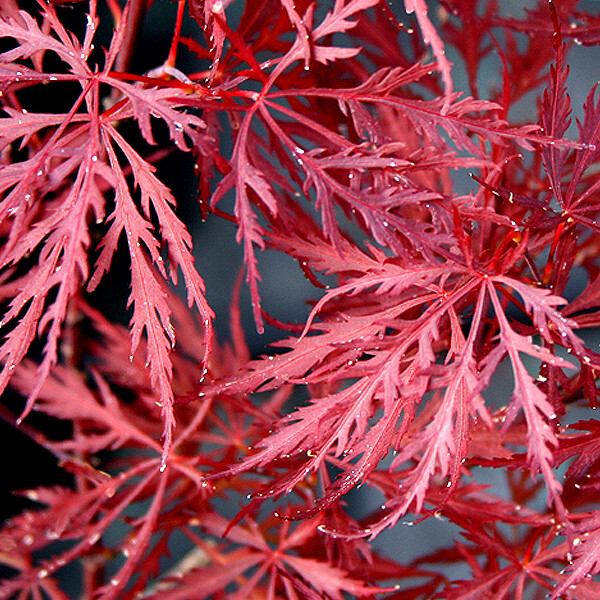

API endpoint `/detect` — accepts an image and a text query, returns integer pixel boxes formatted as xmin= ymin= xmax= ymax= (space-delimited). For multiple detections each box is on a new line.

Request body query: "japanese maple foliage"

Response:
xmin=3 ymin=0 xmax=600 ymax=598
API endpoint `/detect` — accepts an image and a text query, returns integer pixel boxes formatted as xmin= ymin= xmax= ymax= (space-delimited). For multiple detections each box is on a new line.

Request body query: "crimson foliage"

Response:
xmin=2 ymin=0 xmax=600 ymax=598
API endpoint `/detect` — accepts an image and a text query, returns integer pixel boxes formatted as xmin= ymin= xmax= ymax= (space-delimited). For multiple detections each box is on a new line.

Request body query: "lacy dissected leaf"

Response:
xmin=289 ymin=144 xmax=456 ymax=257
xmin=564 ymin=85 xmax=600 ymax=212
xmin=4 ymin=1 xmax=600 ymax=599
xmin=444 ymin=516 xmax=600 ymax=600
xmin=210 ymin=17 xmax=577 ymax=312
xmin=143 ymin=512 xmax=395 ymax=600
xmin=0 ymin=2 xmax=214 ymax=459
xmin=208 ymin=0 xmax=384 ymax=328
xmin=493 ymin=3 xmax=600 ymax=46
xmin=93 ymin=133 xmax=178 ymax=464
xmin=211 ymin=121 xmax=278 ymax=332
xmin=2 ymin=349 xmax=215 ymax=600
xmin=187 ymin=0 xmax=231 ymax=72
xmin=0 ymin=467 xmax=171 ymax=600
xmin=540 ymin=32 xmax=571 ymax=208
xmin=0 ymin=145 xmax=103 ymax=415
xmin=11 ymin=360 xmax=161 ymax=455
xmin=207 ymin=264 xmax=589 ymax=537
xmin=550 ymin=518 xmax=600 ymax=600
xmin=207 ymin=263 xmax=486 ymax=525
xmin=557 ymin=420 xmax=600 ymax=483
xmin=377 ymin=289 xmax=489 ymax=530
xmin=283 ymin=0 xmax=381 ymax=71
xmin=106 ymin=78 xmax=210 ymax=151
xmin=483 ymin=277 xmax=583 ymax=507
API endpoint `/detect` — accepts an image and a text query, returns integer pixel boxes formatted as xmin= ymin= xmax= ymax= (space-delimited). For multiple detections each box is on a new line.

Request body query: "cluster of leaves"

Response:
xmin=2 ymin=0 xmax=600 ymax=598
